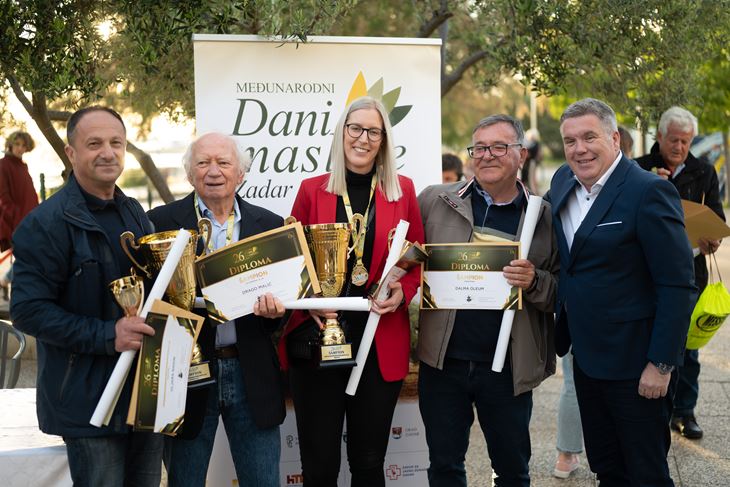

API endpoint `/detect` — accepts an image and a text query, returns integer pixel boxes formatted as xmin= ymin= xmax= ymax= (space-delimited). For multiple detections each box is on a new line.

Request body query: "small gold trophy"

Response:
xmin=304 ymin=214 xmax=365 ymax=368
xmin=120 ymin=220 xmax=214 ymax=388
xmin=109 ymin=274 xmax=144 ymax=318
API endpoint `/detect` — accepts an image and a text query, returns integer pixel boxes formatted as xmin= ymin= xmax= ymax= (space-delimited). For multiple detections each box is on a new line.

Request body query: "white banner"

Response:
xmin=208 ymin=400 xmax=429 ymax=486
xmin=193 ymin=34 xmax=442 ymax=217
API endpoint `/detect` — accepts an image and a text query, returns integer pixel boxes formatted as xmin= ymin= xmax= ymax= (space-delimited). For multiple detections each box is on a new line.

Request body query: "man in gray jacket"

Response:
xmin=417 ymin=114 xmax=558 ymax=487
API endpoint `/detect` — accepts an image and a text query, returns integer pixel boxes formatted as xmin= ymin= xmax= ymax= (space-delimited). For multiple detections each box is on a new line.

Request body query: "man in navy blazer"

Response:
xmin=148 ymin=133 xmax=286 ymax=486
xmin=550 ymin=98 xmax=696 ymax=486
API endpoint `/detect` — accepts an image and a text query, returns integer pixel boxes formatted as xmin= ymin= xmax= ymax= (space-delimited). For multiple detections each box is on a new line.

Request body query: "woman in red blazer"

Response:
xmin=280 ymin=96 xmax=424 ymax=486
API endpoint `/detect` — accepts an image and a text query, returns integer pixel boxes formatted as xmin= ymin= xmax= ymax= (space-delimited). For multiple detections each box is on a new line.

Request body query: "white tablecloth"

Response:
xmin=0 ymin=388 xmax=72 ymax=486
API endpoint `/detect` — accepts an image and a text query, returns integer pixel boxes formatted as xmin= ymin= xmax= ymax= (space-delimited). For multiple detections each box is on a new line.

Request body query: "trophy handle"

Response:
xmin=349 ymin=213 xmax=366 ymax=255
xmin=120 ymin=231 xmax=152 ymax=279
xmin=387 ymin=228 xmax=396 ymax=251
xmin=136 ymin=280 xmax=145 ymax=316
xmin=284 ymin=216 xmax=298 ymax=225
xmin=197 ymin=218 xmax=213 ymax=256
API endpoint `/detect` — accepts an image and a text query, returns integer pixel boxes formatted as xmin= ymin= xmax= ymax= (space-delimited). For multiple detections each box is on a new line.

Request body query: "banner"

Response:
xmin=193 ymin=35 xmax=442 ymax=216
xmin=207 ymin=400 xmax=429 ymax=486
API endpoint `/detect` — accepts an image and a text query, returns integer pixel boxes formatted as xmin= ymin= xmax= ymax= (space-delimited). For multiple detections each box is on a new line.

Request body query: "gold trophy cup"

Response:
xmin=304 ymin=214 xmax=365 ymax=368
xmin=120 ymin=219 xmax=215 ymax=388
xmin=109 ymin=274 xmax=144 ymax=318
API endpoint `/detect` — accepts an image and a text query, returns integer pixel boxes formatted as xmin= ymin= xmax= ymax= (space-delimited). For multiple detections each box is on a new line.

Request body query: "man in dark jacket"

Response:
xmin=148 ymin=132 xmax=285 ymax=487
xmin=636 ymin=106 xmax=724 ymax=439
xmin=11 ymin=106 xmax=162 ymax=485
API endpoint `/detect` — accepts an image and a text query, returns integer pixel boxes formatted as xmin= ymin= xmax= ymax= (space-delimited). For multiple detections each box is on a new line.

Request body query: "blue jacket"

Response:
xmin=11 ymin=174 xmax=153 ymax=438
xmin=550 ymin=157 xmax=697 ymax=380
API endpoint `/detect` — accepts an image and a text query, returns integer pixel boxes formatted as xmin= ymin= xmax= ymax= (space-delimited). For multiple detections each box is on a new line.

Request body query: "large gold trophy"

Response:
xmin=304 ymin=214 xmax=365 ymax=368
xmin=120 ymin=220 xmax=214 ymax=388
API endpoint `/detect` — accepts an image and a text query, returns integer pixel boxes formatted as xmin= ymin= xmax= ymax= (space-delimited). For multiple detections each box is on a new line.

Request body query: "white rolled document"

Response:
xmin=90 ymin=229 xmax=191 ymax=427
xmin=346 ymin=220 xmax=410 ymax=396
xmin=491 ymin=195 xmax=543 ymax=372
xmin=282 ymin=297 xmax=370 ymax=312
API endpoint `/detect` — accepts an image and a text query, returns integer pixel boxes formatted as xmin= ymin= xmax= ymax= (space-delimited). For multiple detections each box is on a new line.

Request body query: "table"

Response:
xmin=0 ymin=388 xmax=72 ymax=486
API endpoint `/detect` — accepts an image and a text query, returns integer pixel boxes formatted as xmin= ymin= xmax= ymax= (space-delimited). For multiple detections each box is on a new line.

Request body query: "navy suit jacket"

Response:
xmin=551 ymin=156 xmax=696 ymax=380
xmin=147 ymin=192 xmax=285 ymax=436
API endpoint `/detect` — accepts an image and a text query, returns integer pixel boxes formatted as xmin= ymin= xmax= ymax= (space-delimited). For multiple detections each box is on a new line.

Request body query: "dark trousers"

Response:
xmin=573 ymin=360 xmax=675 ymax=487
xmin=673 ymin=348 xmax=700 ymax=416
xmin=418 ymin=359 xmax=532 ymax=487
xmin=289 ymin=345 xmax=402 ymax=487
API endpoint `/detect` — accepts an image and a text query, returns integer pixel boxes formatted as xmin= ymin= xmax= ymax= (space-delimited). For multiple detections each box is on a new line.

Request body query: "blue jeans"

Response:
xmin=556 ymin=352 xmax=583 ymax=453
xmin=64 ymin=432 xmax=163 ymax=487
xmin=673 ymin=348 xmax=700 ymax=416
xmin=166 ymin=357 xmax=280 ymax=486
xmin=419 ymin=359 xmax=532 ymax=487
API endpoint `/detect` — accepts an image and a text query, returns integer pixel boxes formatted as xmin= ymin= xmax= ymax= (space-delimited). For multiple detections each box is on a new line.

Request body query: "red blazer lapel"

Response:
xmin=316 ymin=184 xmax=338 ymax=224
xmin=368 ymin=188 xmax=396 ymax=289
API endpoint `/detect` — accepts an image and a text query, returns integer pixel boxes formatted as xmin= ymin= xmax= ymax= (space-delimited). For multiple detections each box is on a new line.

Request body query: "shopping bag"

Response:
xmin=686 ymin=253 xmax=730 ymax=349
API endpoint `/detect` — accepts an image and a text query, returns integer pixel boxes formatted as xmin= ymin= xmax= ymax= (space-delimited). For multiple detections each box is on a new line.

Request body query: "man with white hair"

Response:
xmin=148 ymin=132 xmax=286 ymax=486
xmin=636 ymin=106 xmax=724 ymax=440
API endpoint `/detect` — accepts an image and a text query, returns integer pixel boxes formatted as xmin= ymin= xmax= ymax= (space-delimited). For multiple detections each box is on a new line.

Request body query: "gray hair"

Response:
xmin=182 ymin=132 xmax=251 ymax=178
xmin=472 ymin=114 xmax=525 ymax=144
xmin=560 ymin=98 xmax=618 ymax=135
xmin=658 ymin=106 xmax=698 ymax=137
xmin=326 ymin=96 xmax=402 ymax=202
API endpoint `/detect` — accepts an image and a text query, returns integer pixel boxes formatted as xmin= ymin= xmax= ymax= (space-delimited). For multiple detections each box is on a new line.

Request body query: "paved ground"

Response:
xmin=3 ymin=201 xmax=730 ymax=486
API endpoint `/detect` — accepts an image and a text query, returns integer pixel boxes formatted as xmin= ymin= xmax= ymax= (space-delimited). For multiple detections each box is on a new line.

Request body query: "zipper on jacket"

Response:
xmin=59 ymin=353 xmax=76 ymax=401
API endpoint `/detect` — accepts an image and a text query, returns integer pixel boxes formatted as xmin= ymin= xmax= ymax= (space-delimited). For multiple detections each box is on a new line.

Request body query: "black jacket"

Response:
xmin=11 ymin=174 xmax=153 ymax=437
xmin=636 ymin=143 xmax=724 ymax=290
xmin=147 ymin=192 xmax=286 ymax=436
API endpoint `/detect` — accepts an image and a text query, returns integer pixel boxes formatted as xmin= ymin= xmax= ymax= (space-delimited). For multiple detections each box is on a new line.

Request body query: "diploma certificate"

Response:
xmin=127 ymin=300 xmax=203 ymax=435
xmin=421 ymin=243 xmax=521 ymax=310
xmin=195 ymin=222 xmax=320 ymax=323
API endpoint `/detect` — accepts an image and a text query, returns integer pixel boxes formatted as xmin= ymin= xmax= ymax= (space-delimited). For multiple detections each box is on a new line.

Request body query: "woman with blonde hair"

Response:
xmin=279 ymin=96 xmax=424 ymax=486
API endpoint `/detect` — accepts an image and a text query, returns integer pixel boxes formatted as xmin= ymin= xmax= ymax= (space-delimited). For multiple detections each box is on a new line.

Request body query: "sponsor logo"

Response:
xmin=386 ymin=465 xmax=402 ymax=480
xmin=391 ymin=426 xmax=402 ymax=439
xmin=286 ymin=473 xmax=304 ymax=485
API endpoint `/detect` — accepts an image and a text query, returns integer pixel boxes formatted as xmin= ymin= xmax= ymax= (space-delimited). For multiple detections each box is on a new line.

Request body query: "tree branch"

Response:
xmin=442 ymin=50 xmax=489 ymax=97
xmin=126 ymin=142 xmax=174 ymax=203
xmin=417 ymin=0 xmax=453 ymax=38
xmin=30 ymin=91 xmax=72 ymax=176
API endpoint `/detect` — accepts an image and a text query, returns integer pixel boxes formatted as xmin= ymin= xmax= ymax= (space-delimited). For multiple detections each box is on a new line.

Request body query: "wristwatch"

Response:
xmin=651 ymin=361 xmax=675 ymax=375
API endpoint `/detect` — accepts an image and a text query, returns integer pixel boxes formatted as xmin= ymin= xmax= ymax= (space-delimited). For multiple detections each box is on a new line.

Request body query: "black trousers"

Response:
xmin=289 ymin=343 xmax=402 ymax=487
xmin=574 ymin=360 xmax=676 ymax=487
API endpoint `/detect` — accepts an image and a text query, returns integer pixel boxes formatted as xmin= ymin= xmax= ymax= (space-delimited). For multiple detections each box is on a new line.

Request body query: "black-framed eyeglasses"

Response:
xmin=466 ymin=143 xmax=522 ymax=158
xmin=345 ymin=123 xmax=385 ymax=142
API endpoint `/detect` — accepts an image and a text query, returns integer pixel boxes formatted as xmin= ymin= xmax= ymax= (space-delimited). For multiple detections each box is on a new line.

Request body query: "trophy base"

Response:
xmin=188 ymin=361 xmax=216 ymax=389
xmin=317 ymin=343 xmax=357 ymax=369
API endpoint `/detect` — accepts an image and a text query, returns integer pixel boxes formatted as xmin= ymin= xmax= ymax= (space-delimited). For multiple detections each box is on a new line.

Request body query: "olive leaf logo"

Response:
xmin=346 ymin=72 xmax=412 ymax=127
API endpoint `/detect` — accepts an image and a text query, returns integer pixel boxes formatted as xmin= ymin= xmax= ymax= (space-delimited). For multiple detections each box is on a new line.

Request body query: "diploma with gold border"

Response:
xmin=421 ymin=242 xmax=521 ymax=310
xmin=127 ymin=300 xmax=204 ymax=435
xmin=195 ymin=222 xmax=320 ymax=323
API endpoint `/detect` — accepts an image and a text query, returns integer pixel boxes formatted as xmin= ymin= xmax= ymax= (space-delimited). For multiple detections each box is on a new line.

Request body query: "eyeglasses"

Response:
xmin=466 ymin=143 xmax=522 ymax=158
xmin=345 ymin=124 xmax=385 ymax=142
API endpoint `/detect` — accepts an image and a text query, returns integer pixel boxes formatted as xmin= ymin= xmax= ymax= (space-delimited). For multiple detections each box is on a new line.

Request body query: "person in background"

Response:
xmin=521 ymin=129 xmax=542 ymax=194
xmin=442 ymin=153 xmax=464 ymax=183
xmin=11 ymin=106 xmax=163 ymax=485
xmin=279 ymin=96 xmax=424 ymax=486
xmin=553 ymin=350 xmax=583 ymax=479
xmin=618 ymin=126 xmax=634 ymax=159
xmin=0 ymin=131 xmax=38 ymax=298
xmin=636 ymin=106 xmax=723 ymax=440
